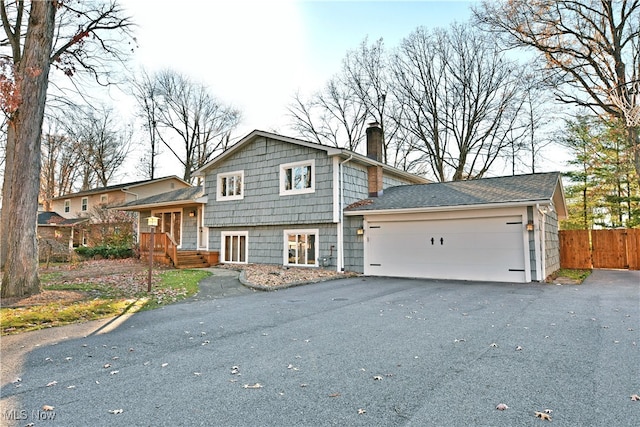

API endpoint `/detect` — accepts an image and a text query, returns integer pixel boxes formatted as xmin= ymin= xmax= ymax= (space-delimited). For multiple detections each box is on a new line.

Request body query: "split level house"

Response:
xmin=39 ymin=176 xmax=190 ymax=250
xmin=117 ymin=123 xmax=567 ymax=283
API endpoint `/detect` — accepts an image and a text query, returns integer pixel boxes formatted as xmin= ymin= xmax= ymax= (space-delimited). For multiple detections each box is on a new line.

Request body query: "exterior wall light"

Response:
xmin=526 ymin=221 xmax=534 ymax=231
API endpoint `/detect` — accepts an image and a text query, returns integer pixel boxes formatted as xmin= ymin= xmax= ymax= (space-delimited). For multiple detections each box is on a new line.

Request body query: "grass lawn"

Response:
xmin=1 ymin=264 xmax=211 ymax=335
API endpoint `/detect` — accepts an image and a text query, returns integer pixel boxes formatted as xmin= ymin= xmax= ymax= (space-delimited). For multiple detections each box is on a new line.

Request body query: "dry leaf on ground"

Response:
xmin=108 ymin=409 xmax=123 ymax=414
xmin=243 ymin=383 xmax=263 ymax=389
xmin=42 ymin=405 xmax=55 ymax=411
xmin=496 ymin=403 xmax=509 ymax=410
xmin=357 ymin=408 xmax=366 ymax=415
xmin=631 ymin=394 xmax=640 ymax=401
xmin=535 ymin=411 xmax=552 ymax=421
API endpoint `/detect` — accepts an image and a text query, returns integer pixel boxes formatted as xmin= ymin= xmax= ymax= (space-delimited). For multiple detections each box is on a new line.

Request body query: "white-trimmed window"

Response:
xmin=81 ymin=197 xmax=88 ymax=212
xmin=280 ymin=160 xmax=315 ymax=195
xmin=284 ymin=229 xmax=318 ymax=267
xmin=221 ymin=231 xmax=248 ymax=264
xmin=64 ymin=199 xmax=70 ymax=213
xmin=217 ymin=171 xmax=244 ymax=201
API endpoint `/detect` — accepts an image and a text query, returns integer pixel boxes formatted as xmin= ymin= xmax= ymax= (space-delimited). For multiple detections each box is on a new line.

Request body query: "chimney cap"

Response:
xmin=368 ymin=121 xmax=381 ymax=128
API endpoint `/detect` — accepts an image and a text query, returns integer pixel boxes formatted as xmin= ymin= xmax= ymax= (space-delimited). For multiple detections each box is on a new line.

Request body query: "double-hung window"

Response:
xmin=284 ymin=229 xmax=318 ymax=267
xmin=64 ymin=200 xmax=70 ymax=213
xmin=217 ymin=171 xmax=244 ymax=201
xmin=221 ymin=231 xmax=248 ymax=264
xmin=280 ymin=160 xmax=314 ymax=195
xmin=81 ymin=197 xmax=88 ymax=212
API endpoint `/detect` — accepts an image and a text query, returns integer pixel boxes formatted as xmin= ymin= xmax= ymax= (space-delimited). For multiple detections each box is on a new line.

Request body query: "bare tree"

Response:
xmin=391 ymin=24 xmax=527 ymax=182
xmin=288 ymin=38 xmax=412 ymax=168
xmin=152 ymin=69 xmax=241 ymax=183
xmin=0 ymin=0 xmax=134 ymax=298
xmin=130 ymin=67 xmax=160 ymax=179
xmin=474 ymin=0 xmax=640 ymax=183
xmin=66 ymin=105 xmax=132 ymax=187
xmin=288 ymin=79 xmax=367 ymax=151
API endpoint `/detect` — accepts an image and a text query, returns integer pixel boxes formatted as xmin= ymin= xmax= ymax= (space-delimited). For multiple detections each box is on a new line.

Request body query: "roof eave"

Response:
xmin=193 ymin=130 xmax=344 ymax=177
xmin=344 ymin=199 xmax=556 ymax=216
xmin=116 ymin=199 xmax=205 ymax=211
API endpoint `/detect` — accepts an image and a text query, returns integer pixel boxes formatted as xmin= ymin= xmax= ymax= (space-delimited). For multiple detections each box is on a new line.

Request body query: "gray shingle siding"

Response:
xmin=343 ymin=216 xmax=364 ymax=273
xmin=545 ymin=211 xmax=560 ymax=277
xmin=209 ymin=223 xmax=338 ymax=267
xmin=181 ymin=213 xmax=198 ymax=250
xmin=204 ymin=137 xmax=334 ymax=227
xmin=527 ymin=206 xmax=537 ymax=281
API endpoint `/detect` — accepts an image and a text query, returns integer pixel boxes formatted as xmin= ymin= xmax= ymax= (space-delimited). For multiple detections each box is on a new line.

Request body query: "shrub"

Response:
xmin=75 ymin=245 xmax=134 ymax=259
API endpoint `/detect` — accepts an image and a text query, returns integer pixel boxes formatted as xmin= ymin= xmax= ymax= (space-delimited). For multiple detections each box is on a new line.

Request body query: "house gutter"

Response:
xmin=338 ymin=155 xmax=353 ymax=272
xmin=344 ymin=199 xmax=554 ymax=216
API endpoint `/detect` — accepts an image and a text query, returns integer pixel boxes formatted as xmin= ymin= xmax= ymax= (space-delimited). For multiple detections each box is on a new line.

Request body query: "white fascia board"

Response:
xmin=344 ymin=200 xmax=553 ymax=216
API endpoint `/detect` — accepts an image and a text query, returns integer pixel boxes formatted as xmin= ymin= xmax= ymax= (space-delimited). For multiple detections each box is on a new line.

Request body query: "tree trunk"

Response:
xmin=630 ymin=126 xmax=640 ymax=188
xmin=1 ymin=1 xmax=56 ymax=298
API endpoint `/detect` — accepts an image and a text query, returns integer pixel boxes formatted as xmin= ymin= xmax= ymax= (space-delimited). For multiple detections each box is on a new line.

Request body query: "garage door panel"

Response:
xmin=365 ymin=216 xmax=526 ymax=282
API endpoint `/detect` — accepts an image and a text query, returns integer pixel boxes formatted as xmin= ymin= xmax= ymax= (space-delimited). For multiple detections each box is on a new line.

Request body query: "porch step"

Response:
xmin=175 ymin=251 xmax=210 ymax=269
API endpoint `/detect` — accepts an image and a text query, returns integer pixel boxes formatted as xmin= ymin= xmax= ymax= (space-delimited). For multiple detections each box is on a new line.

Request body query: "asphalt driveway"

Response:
xmin=1 ymin=269 xmax=638 ymax=426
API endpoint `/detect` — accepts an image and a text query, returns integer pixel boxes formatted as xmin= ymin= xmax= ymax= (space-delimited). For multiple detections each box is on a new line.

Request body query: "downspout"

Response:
xmin=338 ymin=155 xmax=353 ymax=272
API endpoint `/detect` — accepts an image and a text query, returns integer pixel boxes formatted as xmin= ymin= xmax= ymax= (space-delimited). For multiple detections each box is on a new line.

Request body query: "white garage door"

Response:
xmin=365 ymin=216 xmax=527 ymax=282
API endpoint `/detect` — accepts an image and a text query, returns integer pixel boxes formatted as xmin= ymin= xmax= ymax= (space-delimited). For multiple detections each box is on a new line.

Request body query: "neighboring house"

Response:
xmin=344 ymin=172 xmax=567 ymax=283
xmin=115 ymin=124 xmax=568 ymax=283
xmin=37 ymin=211 xmax=88 ymax=252
xmin=49 ymin=176 xmax=191 ymax=219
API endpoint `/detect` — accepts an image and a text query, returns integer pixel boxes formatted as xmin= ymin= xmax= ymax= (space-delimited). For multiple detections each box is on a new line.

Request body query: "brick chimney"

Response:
xmin=366 ymin=122 xmax=384 ymax=197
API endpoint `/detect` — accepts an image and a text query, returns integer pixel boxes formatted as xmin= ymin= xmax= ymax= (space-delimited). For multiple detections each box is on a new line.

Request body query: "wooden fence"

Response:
xmin=559 ymin=229 xmax=640 ymax=270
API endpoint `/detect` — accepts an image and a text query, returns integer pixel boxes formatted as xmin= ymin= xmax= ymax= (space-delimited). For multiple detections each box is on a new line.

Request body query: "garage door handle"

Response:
xmin=440 ymin=237 xmax=444 ymax=245
xmin=431 ymin=237 xmax=434 ymax=245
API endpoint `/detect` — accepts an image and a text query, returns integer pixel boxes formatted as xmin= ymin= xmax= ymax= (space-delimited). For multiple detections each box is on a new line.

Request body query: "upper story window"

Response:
xmin=100 ymin=194 xmax=108 ymax=205
xmin=280 ymin=160 xmax=315 ymax=195
xmin=217 ymin=171 xmax=244 ymax=201
xmin=64 ymin=200 xmax=70 ymax=213
xmin=81 ymin=197 xmax=88 ymax=212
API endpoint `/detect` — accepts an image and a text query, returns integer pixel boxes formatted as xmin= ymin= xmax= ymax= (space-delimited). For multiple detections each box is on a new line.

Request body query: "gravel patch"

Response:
xmin=220 ymin=263 xmax=357 ymax=289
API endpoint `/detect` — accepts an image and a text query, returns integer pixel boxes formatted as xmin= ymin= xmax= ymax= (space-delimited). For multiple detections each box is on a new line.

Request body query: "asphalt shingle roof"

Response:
xmin=37 ymin=212 xmax=88 ymax=226
xmin=346 ymin=172 xmax=562 ymax=212
xmin=116 ymin=186 xmax=203 ymax=209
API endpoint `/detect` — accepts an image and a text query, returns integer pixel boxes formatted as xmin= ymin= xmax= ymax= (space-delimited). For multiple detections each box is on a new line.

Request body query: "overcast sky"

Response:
xmin=120 ymin=0 xmax=477 ymax=136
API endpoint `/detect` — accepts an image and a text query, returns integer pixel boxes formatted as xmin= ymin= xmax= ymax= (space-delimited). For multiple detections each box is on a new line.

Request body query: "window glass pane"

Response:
xmin=220 ymin=177 xmax=227 ymax=197
xmin=306 ymin=234 xmax=316 ymax=265
xmin=235 ymin=175 xmax=242 ymax=195
xmin=225 ymin=236 xmax=232 ymax=262
xmin=239 ymin=235 xmax=246 ymax=262
xmin=288 ymin=234 xmax=296 ymax=263
xmin=285 ymin=168 xmax=292 ymax=191
xmin=231 ymin=235 xmax=239 ymax=262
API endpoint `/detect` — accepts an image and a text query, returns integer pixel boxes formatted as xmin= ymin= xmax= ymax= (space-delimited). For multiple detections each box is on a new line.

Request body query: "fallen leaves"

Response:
xmin=357 ymin=408 xmax=366 ymax=415
xmin=328 ymin=392 xmax=341 ymax=398
xmin=42 ymin=405 xmax=55 ymax=411
xmin=535 ymin=411 xmax=552 ymax=421
xmin=108 ymin=409 xmax=123 ymax=414
xmin=496 ymin=403 xmax=509 ymax=410
xmin=243 ymin=383 xmax=263 ymax=389
xmin=631 ymin=394 xmax=640 ymax=401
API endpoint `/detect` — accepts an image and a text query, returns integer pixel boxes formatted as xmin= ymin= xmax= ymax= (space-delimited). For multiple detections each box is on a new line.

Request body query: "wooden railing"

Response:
xmin=140 ymin=232 xmax=178 ymax=266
